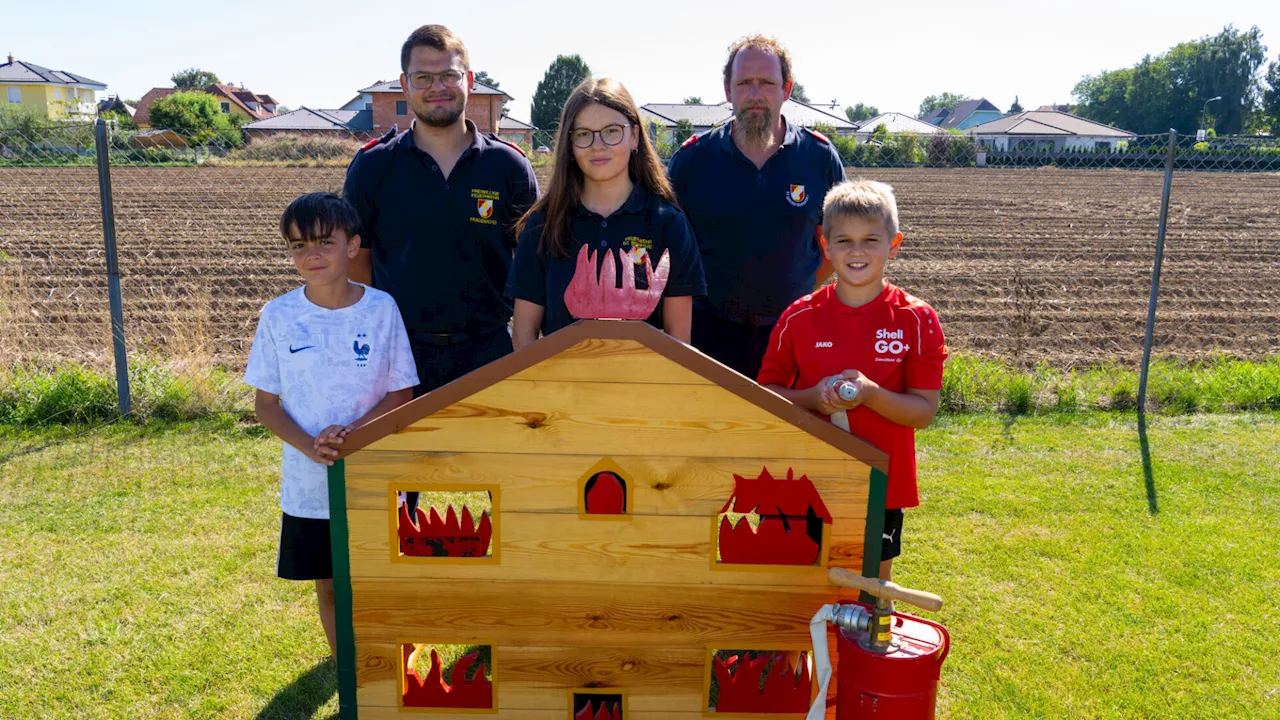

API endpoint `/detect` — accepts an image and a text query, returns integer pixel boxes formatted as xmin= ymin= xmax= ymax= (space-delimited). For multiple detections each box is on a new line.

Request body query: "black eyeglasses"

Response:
xmin=569 ymin=124 xmax=631 ymax=149
xmin=407 ymin=70 xmax=466 ymax=90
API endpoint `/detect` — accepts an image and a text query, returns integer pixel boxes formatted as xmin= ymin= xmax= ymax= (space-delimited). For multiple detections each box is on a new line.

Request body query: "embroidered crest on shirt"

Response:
xmin=353 ymin=333 xmax=371 ymax=367
xmin=787 ymin=184 xmax=807 ymax=207
xmin=469 ymin=189 xmax=499 ymax=226
xmin=624 ymin=236 xmax=653 ymax=265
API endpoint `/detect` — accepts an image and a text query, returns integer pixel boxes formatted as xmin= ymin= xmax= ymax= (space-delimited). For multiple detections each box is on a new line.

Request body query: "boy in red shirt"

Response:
xmin=758 ymin=180 xmax=947 ymax=580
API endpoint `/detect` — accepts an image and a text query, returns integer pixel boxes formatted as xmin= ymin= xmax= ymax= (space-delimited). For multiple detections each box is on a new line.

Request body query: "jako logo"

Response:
xmin=815 ymin=341 xmax=833 ymax=348
xmin=875 ymin=328 xmax=909 ymax=354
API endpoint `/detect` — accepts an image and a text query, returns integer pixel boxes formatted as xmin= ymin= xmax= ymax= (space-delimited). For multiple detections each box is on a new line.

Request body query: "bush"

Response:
xmin=149 ymin=91 xmax=243 ymax=148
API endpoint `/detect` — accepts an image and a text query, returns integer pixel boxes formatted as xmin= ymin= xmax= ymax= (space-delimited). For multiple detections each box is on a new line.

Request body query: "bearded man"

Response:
xmin=344 ymin=24 xmax=537 ymax=398
xmin=667 ymin=35 xmax=845 ymax=378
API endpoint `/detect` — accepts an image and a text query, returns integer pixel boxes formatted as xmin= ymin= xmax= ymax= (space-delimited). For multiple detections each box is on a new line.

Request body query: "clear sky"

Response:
xmin=7 ymin=0 xmax=1279 ymax=121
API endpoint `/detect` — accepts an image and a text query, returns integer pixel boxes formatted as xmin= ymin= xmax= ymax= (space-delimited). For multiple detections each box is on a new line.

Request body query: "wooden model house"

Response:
xmin=328 ymin=319 xmax=889 ymax=720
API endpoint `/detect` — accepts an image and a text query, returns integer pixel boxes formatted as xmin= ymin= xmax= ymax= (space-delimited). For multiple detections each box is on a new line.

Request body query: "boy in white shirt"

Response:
xmin=244 ymin=192 xmax=418 ymax=657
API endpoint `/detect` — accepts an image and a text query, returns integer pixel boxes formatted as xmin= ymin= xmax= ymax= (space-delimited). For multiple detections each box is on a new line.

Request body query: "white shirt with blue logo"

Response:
xmin=243 ymin=284 xmax=418 ymax=519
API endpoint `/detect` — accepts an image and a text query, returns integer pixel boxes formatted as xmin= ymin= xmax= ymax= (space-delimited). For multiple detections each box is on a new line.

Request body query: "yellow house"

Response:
xmin=0 ymin=54 xmax=107 ymax=120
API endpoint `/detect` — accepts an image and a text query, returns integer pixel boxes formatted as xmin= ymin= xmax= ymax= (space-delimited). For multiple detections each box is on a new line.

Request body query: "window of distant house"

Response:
xmin=220 ymin=102 xmax=230 ymax=113
xmin=6 ymin=87 xmax=19 ymax=103
xmin=396 ymin=100 xmax=407 ymax=116
xmin=54 ymin=88 xmax=63 ymax=100
xmin=365 ymin=101 xmax=372 ymax=111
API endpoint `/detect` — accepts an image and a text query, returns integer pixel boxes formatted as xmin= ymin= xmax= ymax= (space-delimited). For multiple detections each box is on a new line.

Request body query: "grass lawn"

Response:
xmin=1 ymin=413 xmax=1277 ymax=719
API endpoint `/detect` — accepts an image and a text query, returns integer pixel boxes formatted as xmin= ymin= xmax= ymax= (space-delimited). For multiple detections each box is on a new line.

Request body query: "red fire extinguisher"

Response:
xmin=807 ymin=569 xmax=950 ymax=720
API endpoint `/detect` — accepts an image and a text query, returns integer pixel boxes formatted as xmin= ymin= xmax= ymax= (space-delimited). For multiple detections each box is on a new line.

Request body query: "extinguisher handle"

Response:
xmin=828 ymin=567 xmax=944 ymax=612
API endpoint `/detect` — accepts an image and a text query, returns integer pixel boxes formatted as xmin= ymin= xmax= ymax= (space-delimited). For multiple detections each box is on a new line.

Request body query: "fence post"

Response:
xmin=1137 ymin=129 xmax=1177 ymax=414
xmin=94 ymin=118 xmax=131 ymax=416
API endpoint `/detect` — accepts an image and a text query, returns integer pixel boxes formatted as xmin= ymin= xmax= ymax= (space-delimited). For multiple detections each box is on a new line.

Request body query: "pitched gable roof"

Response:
xmin=206 ymin=83 xmax=274 ymax=119
xmin=938 ymin=98 xmax=1000 ymax=129
xmin=498 ymin=116 xmax=536 ymax=131
xmin=966 ymin=110 xmax=1136 ymax=138
xmin=0 ymin=59 xmax=106 ymax=88
xmin=243 ymin=107 xmax=371 ymax=132
xmin=357 ymin=78 xmax=512 ymax=100
xmin=132 ymin=87 xmax=178 ymax=126
xmin=854 ymin=112 xmax=940 ymax=134
xmin=337 ymin=320 xmax=888 ymax=472
xmin=920 ymin=108 xmax=949 ymax=125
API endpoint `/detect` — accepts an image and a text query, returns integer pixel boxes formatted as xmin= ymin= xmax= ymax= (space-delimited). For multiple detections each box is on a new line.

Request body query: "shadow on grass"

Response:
xmin=255 ymin=657 xmax=337 ymax=720
xmin=1138 ymin=412 xmax=1158 ymax=514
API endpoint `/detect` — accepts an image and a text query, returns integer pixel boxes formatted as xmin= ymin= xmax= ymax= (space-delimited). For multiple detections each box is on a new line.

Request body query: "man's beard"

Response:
xmin=413 ymin=96 xmax=465 ymax=128
xmin=735 ymin=104 xmax=776 ymax=151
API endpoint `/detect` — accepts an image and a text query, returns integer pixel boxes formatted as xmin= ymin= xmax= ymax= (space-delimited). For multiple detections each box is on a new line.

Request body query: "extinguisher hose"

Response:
xmin=806 ymin=604 xmax=839 ymax=720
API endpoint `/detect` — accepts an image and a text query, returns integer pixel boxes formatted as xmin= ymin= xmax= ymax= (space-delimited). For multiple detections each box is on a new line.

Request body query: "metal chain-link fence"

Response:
xmin=2 ymin=119 xmax=1278 ymax=416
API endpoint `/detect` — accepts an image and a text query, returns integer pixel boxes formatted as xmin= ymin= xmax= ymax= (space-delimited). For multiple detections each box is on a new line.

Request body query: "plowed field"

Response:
xmin=2 ymin=166 xmax=1277 ymax=368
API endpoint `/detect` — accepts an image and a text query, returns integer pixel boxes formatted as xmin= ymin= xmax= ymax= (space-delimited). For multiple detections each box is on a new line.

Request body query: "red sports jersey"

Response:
xmin=757 ymin=283 xmax=947 ymax=509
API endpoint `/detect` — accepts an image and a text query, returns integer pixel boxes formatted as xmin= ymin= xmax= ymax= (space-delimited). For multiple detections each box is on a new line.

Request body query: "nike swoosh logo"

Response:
xmin=288 ymin=345 xmax=314 ymax=354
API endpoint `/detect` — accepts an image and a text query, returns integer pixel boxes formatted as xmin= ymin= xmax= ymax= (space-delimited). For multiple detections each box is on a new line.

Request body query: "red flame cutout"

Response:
xmin=398 ymin=503 xmax=493 ymax=558
xmin=713 ymin=652 xmax=811 ymax=713
xmin=718 ymin=467 xmax=832 ymax=566
xmin=564 ymin=245 xmax=670 ymax=320
xmin=574 ymin=699 xmax=623 ymax=720
xmin=402 ymin=645 xmax=492 ymax=708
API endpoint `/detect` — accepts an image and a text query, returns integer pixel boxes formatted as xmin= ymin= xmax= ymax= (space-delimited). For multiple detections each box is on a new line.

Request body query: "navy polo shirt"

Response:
xmin=342 ymin=120 xmax=538 ymax=334
xmin=667 ymin=117 xmax=845 ymax=323
xmin=505 ymin=185 xmax=706 ymax=337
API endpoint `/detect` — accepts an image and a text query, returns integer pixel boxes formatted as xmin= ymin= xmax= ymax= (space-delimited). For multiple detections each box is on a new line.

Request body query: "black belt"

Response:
xmin=410 ymin=326 xmax=505 ymax=346
xmin=695 ymin=304 xmax=779 ymax=328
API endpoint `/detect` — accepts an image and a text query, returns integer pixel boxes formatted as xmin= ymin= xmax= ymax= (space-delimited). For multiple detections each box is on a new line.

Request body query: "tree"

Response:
xmin=531 ymin=55 xmax=591 ymax=137
xmin=149 ymin=90 xmax=242 ymax=147
xmin=1008 ymin=96 xmax=1024 ymax=114
xmin=1262 ymin=55 xmax=1280 ymax=133
xmin=474 ymin=71 xmax=499 ymax=89
xmin=171 ymin=68 xmax=220 ymax=91
xmin=918 ymin=92 xmax=970 ymax=119
xmin=674 ymin=118 xmax=695 ymax=145
xmin=845 ymin=103 xmax=879 ymax=123
xmin=790 ymin=82 xmax=810 ymax=103
xmin=1073 ymin=25 xmax=1267 ymax=134
xmin=683 ymin=96 xmax=703 ymax=105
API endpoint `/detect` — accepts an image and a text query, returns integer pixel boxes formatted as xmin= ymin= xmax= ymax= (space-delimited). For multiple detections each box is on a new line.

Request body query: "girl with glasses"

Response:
xmin=506 ymin=77 xmax=706 ymax=348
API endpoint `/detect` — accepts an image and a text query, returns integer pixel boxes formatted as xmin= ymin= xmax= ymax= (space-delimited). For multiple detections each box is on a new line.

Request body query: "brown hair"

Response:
xmin=722 ymin=34 xmax=793 ymax=90
xmin=822 ymin=180 xmax=901 ymax=238
xmin=400 ymin=25 xmax=470 ymax=73
xmin=516 ymin=77 xmax=677 ymax=259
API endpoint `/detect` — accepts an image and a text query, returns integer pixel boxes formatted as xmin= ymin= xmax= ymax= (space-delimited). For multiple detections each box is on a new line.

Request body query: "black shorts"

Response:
xmin=277 ymin=512 xmax=333 ymax=581
xmin=880 ymin=509 xmax=904 ymax=562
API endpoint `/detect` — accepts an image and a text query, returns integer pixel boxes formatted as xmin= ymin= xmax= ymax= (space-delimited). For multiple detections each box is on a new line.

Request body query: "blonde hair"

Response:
xmin=822 ymin=180 xmax=900 ymax=238
xmin=723 ymin=34 xmax=793 ymax=89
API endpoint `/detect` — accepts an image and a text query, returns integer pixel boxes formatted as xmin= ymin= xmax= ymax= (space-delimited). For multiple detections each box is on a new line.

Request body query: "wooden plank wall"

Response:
xmin=345 ymin=340 xmax=872 ymax=719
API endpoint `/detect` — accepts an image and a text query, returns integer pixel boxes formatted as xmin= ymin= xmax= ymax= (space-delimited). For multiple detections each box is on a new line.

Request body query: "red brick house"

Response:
xmin=340 ymin=79 xmax=511 ymax=135
xmin=134 ymin=83 xmax=279 ymax=129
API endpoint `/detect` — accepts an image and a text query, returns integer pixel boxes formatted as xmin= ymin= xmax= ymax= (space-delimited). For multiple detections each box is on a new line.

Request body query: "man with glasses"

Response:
xmin=343 ymin=24 xmax=537 ymax=516
xmin=344 ymin=23 xmax=537 ymax=397
xmin=667 ymin=35 xmax=845 ymax=379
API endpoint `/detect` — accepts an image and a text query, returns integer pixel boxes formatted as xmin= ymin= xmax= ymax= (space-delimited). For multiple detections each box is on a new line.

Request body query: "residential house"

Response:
xmin=965 ymin=110 xmax=1136 ymax=152
xmin=1037 ymin=104 xmax=1072 ymax=113
xmin=340 ymin=78 xmax=511 ymax=135
xmin=134 ymin=83 xmax=279 ymax=129
xmin=0 ymin=54 xmax=106 ymax=119
xmin=497 ymin=116 xmax=536 ymax=147
xmin=97 ymin=95 xmax=136 ymax=122
xmin=853 ymin=112 xmax=943 ymax=140
xmin=640 ymin=99 xmax=857 ymax=145
xmin=242 ymin=107 xmax=373 ymax=142
xmin=924 ymin=98 xmax=1003 ymax=131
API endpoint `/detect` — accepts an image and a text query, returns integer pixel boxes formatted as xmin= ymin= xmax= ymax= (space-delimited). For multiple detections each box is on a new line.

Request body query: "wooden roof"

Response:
xmin=339 ymin=319 xmax=888 ymax=473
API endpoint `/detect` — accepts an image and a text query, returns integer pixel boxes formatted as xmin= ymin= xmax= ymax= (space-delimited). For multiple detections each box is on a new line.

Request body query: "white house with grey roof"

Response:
xmin=965 ymin=110 xmax=1136 ymax=152
xmin=853 ymin=112 xmax=943 ymax=139
xmin=640 ymin=99 xmax=857 ymax=144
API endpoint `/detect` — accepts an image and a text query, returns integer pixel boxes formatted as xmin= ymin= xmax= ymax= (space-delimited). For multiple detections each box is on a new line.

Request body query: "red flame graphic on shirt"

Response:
xmin=564 ymin=245 xmax=670 ymax=320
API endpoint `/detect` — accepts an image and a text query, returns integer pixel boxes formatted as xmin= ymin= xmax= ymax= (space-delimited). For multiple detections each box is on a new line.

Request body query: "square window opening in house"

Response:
xmin=571 ymin=690 xmax=623 ymax=720
xmin=393 ymin=488 xmax=497 ymax=561
xmin=396 ymin=100 xmax=408 ymax=116
xmin=705 ymin=648 xmax=813 ymax=714
xmin=401 ymin=642 xmax=494 ymax=710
